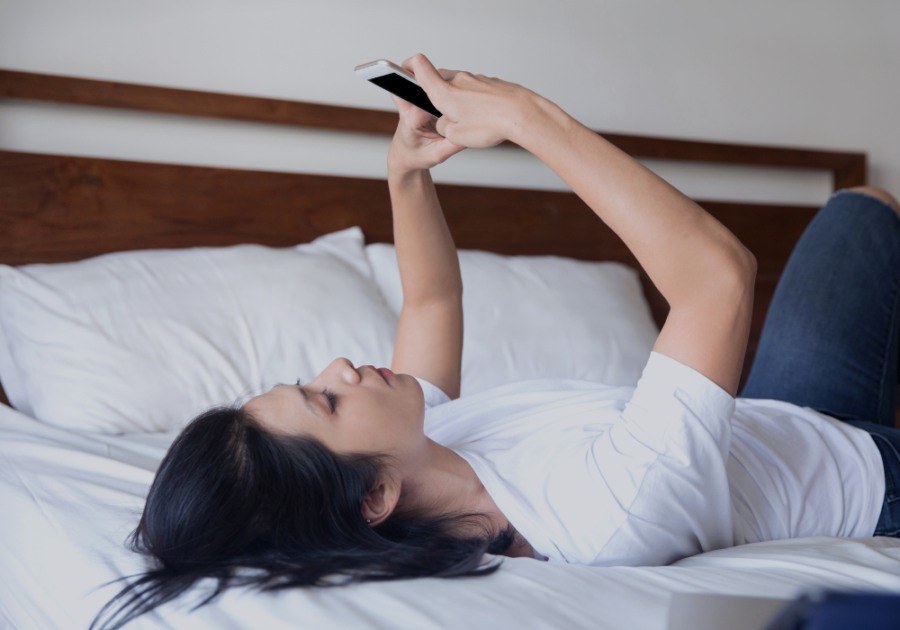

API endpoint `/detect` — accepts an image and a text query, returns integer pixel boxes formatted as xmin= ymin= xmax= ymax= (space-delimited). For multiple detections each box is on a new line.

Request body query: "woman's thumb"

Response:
xmin=435 ymin=116 xmax=452 ymax=141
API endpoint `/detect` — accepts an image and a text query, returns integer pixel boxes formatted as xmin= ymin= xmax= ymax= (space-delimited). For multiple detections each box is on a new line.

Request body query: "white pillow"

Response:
xmin=0 ymin=228 xmax=398 ymax=433
xmin=0 ymin=317 xmax=30 ymax=415
xmin=366 ymin=244 xmax=659 ymax=395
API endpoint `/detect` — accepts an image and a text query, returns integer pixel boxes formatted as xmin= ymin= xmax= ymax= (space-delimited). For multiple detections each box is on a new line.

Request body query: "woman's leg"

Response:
xmin=740 ymin=187 xmax=900 ymax=427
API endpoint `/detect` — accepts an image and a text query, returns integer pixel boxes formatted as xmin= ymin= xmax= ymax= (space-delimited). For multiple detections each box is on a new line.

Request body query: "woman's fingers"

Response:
xmin=431 ymin=137 xmax=466 ymax=164
xmin=435 ymin=116 xmax=451 ymax=139
xmin=389 ymin=94 xmax=412 ymax=113
xmin=404 ymin=54 xmax=449 ymax=103
xmin=390 ymin=94 xmax=435 ymax=129
xmin=399 ymin=53 xmax=520 ymax=148
xmin=401 ymin=55 xmax=460 ymax=85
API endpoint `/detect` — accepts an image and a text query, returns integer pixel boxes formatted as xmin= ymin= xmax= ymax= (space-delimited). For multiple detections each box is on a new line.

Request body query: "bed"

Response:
xmin=2 ymin=69 xmax=898 ymax=630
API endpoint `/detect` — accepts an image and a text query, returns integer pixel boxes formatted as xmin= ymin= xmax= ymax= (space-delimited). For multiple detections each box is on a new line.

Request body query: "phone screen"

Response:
xmin=369 ymin=73 xmax=442 ymax=118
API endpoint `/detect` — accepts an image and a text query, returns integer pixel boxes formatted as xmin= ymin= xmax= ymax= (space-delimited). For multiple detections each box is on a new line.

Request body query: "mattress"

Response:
xmin=2 ymin=402 xmax=900 ymax=630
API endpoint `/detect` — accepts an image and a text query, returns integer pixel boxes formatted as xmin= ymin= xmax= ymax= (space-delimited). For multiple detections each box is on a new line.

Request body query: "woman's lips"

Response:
xmin=362 ymin=365 xmax=393 ymax=384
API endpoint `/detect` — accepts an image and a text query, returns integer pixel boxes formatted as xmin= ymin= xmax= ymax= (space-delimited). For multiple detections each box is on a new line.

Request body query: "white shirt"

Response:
xmin=415 ymin=351 xmax=885 ymax=567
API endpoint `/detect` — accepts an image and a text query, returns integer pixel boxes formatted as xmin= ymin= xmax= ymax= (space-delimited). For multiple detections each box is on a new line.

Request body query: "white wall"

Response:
xmin=1 ymin=0 xmax=897 ymax=205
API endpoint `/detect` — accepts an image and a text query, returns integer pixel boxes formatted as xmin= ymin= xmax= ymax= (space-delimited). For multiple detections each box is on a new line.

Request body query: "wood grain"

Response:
xmin=0 ymin=149 xmax=820 ymax=405
xmin=0 ymin=68 xmax=400 ymax=135
xmin=0 ymin=69 xmax=866 ymax=190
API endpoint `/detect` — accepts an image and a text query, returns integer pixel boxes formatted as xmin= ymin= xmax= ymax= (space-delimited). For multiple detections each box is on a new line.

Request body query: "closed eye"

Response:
xmin=295 ymin=379 xmax=336 ymax=415
xmin=321 ymin=388 xmax=337 ymax=413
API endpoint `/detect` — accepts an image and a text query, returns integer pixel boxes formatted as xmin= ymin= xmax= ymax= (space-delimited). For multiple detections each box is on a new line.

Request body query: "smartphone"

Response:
xmin=354 ymin=59 xmax=442 ymax=118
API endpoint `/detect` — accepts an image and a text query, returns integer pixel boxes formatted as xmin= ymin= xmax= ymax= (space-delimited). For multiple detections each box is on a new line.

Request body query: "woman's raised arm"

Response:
xmin=385 ymin=64 xmax=468 ymax=400
xmin=408 ymin=54 xmax=756 ymax=397
xmin=388 ymin=168 xmax=464 ymax=400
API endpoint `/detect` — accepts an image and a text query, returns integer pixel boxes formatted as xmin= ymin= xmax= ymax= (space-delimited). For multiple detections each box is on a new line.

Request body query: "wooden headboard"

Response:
xmin=0 ymin=69 xmax=868 ymax=407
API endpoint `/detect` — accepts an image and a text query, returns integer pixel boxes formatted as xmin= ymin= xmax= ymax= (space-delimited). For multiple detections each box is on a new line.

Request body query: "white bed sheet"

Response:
xmin=3 ymin=401 xmax=900 ymax=630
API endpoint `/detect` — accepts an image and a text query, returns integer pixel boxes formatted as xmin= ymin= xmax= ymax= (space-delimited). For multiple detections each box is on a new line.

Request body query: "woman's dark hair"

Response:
xmin=92 ymin=405 xmax=514 ymax=630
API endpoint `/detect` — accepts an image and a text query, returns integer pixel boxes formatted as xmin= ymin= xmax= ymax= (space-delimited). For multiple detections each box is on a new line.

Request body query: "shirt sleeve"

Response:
xmin=622 ymin=351 xmax=735 ymax=461
xmin=414 ymin=377 xmax=452 ymax=410
xmin=570 ymin=351 xmax=737 ymax=566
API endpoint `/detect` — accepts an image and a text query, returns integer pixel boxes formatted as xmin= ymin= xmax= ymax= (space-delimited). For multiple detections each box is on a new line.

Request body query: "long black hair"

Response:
xmin=92 ymin=405 xmax=514 ymax=630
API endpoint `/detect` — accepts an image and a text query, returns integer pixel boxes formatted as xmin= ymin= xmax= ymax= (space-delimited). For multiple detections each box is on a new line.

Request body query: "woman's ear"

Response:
xmin=361 ymin=475 xmax=401 ymax=526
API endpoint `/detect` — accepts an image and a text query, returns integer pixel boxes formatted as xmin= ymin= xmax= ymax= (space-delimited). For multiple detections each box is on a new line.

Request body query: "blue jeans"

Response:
xmin=740 ymin=190 xmax=900 ymax=537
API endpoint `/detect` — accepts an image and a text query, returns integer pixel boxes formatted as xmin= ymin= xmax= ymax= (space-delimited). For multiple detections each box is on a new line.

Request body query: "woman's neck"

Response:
xmin=400 ymin=438 xmax=502 ymax=528
xmin=400 ymin=438 xmax=536 ymax=559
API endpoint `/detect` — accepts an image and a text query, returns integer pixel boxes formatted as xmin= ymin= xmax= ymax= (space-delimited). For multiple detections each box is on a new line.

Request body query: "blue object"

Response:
xmin=741 ymin=189 xmax=900 ymax=426
xmin=765 ymin=592 xmax=900 ymax=630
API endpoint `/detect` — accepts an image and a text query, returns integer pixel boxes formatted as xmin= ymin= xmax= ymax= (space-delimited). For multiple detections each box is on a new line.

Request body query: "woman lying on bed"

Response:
xmin=96 ymin=54 xmax=900 ymax=629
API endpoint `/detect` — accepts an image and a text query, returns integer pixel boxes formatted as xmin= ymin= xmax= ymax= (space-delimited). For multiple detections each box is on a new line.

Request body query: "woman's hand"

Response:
xmin=403 ymin=53 xmax=535 ymax=150
xmin=387 ymin=59 xmax=467 ymax=176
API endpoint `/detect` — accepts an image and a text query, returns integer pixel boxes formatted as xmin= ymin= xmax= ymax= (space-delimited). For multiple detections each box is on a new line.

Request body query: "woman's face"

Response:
xmin=243 ymin=358 xmax=426 ymax=457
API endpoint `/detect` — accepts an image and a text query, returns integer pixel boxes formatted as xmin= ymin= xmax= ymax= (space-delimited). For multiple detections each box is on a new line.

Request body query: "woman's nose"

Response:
xmin=335 ymin=358 xmax=360 ymax=385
